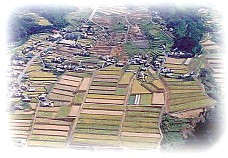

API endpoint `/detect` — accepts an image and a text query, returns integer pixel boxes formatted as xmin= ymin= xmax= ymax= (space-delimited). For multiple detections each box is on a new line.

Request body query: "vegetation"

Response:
xmin=57 ymin=106 xmax=70 ymax=118
xmin=8 ymin=6 xmax=74 ymax=42
xmin=72 ymin=93 xmax=85 ymax=104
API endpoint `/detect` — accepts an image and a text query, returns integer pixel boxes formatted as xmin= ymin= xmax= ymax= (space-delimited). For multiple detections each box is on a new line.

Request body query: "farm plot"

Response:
xmin=162 ymin=76 xmax=216 ymax=114
xmin=70 ymin=67 xmax=133 ymax=147
xmin=28 ymin=114 xmax=73 ymax=148
xmin=120 ymin=105 xmax=162 ymax=149
xmin=9 ymin=111 xmax=34 ymax=140
xmin=72 ymin=107 xmax=124 ymax=146
xmin=48 ymin=74 xmax=83 ymax=104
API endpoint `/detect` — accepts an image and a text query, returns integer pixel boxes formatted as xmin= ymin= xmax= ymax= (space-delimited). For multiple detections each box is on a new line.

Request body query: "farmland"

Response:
xmin=7 ymin=4 xmax=221 ymax=151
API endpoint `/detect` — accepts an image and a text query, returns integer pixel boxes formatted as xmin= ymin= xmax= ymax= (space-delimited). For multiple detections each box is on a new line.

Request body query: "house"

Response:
xmin=38 ymin=94 xmax=47 ymax=101
xmin=40 ymin=101 xmax=53 ymax=107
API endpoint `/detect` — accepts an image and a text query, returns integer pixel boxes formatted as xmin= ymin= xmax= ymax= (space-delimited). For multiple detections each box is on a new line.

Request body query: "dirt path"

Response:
xmin=66 ymin=70 xmax=98 ymax=147
xmin=118 ymin=74 xmax=136 ymax=144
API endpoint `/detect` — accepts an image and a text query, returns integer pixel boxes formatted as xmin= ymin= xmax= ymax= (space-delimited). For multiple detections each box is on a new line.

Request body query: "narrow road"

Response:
xmin=66 ymin=70 xmax=98 ymax=147
xmin=89 ymin=6 xmax=105 ymax=30
xmin=16 ymin=51 xmax=40 ymax=86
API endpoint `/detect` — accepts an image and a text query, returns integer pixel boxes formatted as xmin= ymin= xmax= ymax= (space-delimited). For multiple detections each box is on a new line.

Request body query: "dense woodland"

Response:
xmin=149 ymin=5 xmax=207 ymax=54
xmin=8 ymin=6 xmax=74 ymax=42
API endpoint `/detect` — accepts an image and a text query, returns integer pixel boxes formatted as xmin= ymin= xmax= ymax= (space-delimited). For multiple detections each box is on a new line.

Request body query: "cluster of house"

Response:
xmin=10 ymin=84 xmax=53 ymax=110
xmin=168 ymin=49 xmax=195 ymax=58
xmin=150 ymin=55 xmax=165 ymax=70
xmin=129 ymin=53 xmax=149 ymax=65
xmin=161 ymin=69 xmax=195 ymax=79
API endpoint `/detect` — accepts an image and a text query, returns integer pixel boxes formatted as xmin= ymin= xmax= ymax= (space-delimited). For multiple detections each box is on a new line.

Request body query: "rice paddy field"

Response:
xmin=162 ymin=57 xmax=216 ymax=116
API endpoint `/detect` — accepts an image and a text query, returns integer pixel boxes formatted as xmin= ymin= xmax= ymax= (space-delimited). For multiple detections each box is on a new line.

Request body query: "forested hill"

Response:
xmin=149 ymin=5 xmax=208 ymax=55
xmin=8 ymin=6 xmax=75 ymax=42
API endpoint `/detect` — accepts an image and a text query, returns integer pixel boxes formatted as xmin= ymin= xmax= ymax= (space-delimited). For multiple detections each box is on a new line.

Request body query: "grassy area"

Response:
xmin=74 ymin=128 xmax=119 ymax=135
xmin=131 ymin=79 xmax=151 ymax=94
xmin=30 ymin=77 xmax=58 ymax=81
xmin=170 ymin=89 xmax=203 ymax=94
xmin=169 ymin=98 xmax=216 ymax=112
xmin=121 ymin=136 xmax=160 ymax=143
xmin=124 ymin=116 xmax=159 ymax=123
xmin=30 ymin=135 xmax=67 ymax=141
xmin=28 ymin=140 xmax=65 ymax=148
xmin=97 ymin=70 xmax=122 ymax=76
xmin=9 ymin=114 xmax=33 ymax=120
xmin=128 ymin=95 xmax=135 ymax=105
xmin=74 ymin=133 xmax=118 ymax=140
xmin=123 ymin=121 xmax=158 ymax=128
xmin=91 ymin=81 xmax=117 ymax=87
xmin=79 ymin=114 xmax=122 ymax=120
xmin=121 ymin=127 xmax=160 ymax=133
xmin=170 ymin=92 xmax=204 ymax=100
xmin=26 ymin=65 xmax=42 ymax=73
xmin=169 ymin=85 xmax=202 ymax=90
xmin=116 ymin=88 xmax=127 ymax=95
xmin=86 ymin=94 xmax=125 ymax=100
xmin=72 ymin=93 xmax=85 ymax=104
xmin=119 ymin=72 xmax=134 ymax=85
xmin=37 ymin=111 xmax=53 ymax=117
xmin=140 ymin=94 xmax=153 ymax=105
xmin=78 ymin=118 xmax=121 ymax=126
xmin=57 ymin=106 xmax=71 ymax=118
xmin=123 ymin=42 xmax=139 ymax=57
xmin=170 ymin=95 xmax=208 ymax=105
xmin=127 ymin=106 xmax=161 ymax=112
xmin=72 ymin=138 xmax=119 ymax=145
xmin=126 ymin=111 xmax=160 ymax=118
xmin=76 ymin=123 xmax=119 ymax=130
xmin=82 ymin=104 xmax=125 ymax=111
xmin=28 ymin=71 xmax=56 ymax=78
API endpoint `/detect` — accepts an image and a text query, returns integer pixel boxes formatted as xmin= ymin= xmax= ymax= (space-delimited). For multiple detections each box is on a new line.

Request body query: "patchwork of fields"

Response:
xmin=161 ymin=57 xmax=216 ymax=118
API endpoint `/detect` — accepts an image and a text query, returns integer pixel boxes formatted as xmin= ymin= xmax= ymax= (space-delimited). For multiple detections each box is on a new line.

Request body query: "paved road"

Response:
xmin=16 ymin=51 xmax=40 ymax=87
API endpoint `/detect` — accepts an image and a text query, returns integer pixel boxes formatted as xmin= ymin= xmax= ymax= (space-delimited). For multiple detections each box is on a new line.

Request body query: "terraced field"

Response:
xmin=161 ymin=57 xmax=216 ymax=117
xmin=69 ymin=66 xmax=165 ymax=149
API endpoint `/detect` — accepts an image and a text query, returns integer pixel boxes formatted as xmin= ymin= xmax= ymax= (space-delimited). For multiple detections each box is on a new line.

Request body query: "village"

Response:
xmin=7 ymin=5 xmax=222 ymax=149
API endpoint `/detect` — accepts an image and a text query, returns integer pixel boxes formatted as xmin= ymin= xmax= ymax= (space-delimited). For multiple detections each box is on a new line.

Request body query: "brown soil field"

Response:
xmin=11 ymin=134 xmax=28 ymax=139
xmin=35 ymin=118 xmax=71 ymax=125
xmin=58 ymin=79 xmax=80 ymax=87
xmin=55 ymin=84 xmax=77 ymax=92
xmin=85 ymin=98 xmax=124 ymax=104
xmin=78 ymin=78 xmax=91 ymax=91
xmin=93 ymin=78 xmax=118 ymax=82
xmin=121 ymin=132 xmax=161 ymax=138
xmin=9 ymin=126 xmax=31 ymax=131
xmin=52 ymin=89 xmax=74 ymax=96
xmin=68 ymin=106 xmax=81 ymax=117
xmin=95 ymin=75 xmax=120 ymax=79
xmin=9 ymin=122 xmax=31 ymax=127
xmin=81 ymin=109 xmax=124 ymax=116
xmin=88 ymin=90 xmax=116 ymax=95
xmin=165 ymin=57 xmax=185 ymax=65
xmin=90 ymin=86 xmax=116 ymax=91
xmin=10 ymin=120 xmax=32 ymax=123
xmin=49 ymin=93 xmax=73 ymax=102
xmin=38 ymin=107 xmax=60 ymax=112
xmin=32 ymin=129 xmax=68 ymax=136
xmin=9 ymin=130 xmax=29 ymax=135
xmin=152 ymin=93 xmax=165 ymax=105
xmin=34 ymin=124 xmax=70 ymax=131
xmin=204 ymin=45 xmax=221 ymax=50
xmin=61 ymin=75 xmax=82 ymax=82
xmin=170 ymin=108 xmax=204 ymax=118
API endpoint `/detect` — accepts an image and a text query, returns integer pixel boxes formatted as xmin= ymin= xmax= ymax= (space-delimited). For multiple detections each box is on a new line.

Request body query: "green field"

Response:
xmin=57 ymin=106 xmax=70 ymax=118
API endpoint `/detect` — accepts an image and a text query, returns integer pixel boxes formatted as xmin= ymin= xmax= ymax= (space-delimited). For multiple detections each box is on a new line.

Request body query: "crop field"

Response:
xmin=120 ymin=105 xmax=162 ymax=149
xmin=131 ymin=79 xmax=151 ymax=94
xmin=161 ymin=57 xmax=216 ymax=114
